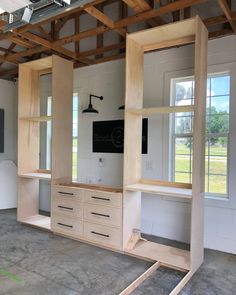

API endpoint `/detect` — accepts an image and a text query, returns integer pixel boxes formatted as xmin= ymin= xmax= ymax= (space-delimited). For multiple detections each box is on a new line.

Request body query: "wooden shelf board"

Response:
xmin=61 ymin=182 xmax=123 ymax=193
xmin=125 ymin=183 xmax=192 ymax=199
xmin=19 ymin=116 xmax=52 ymax=122
xmin=126 ymin=241 xmax=190 ymax=271
xmin=21 ymin=215 xmax=51 ymax=231
xmin=129 ymin=17 xmax=196 ymax=49
xmin=19 ymin=172 xmax=51 ymax=180
xmin=22 ymin=56 xmax=52 ymax=71
xmin=126 ymin=105 xmax=194 ymax=115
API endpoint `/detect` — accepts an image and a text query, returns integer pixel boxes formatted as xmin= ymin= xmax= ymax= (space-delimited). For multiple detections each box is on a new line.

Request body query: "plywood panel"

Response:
xmin=129 ymin=18 xmax=196 ymax=49
xmin=191 ymin=18 xmax=208 ymax=273
xmin=23 ymin=56 xmax=52 ymax=71
xmin=51 ymin=55 xmax=73 ymax=184
xmin=17 ymin=178 xmax=39 ymax=221
xmin=18 ymin=65 xmax=40 ymax=175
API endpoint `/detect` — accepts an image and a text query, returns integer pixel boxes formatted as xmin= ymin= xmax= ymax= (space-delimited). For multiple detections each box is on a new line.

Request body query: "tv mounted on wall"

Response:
xmin=93 ymin=119 xmax=148 ymax=154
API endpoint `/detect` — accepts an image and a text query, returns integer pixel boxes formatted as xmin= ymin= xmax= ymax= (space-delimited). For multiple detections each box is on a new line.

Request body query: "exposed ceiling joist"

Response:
xmin=85 ymin=6 xmax=126 ymax=37
xmin=217 ymin=0 xmax=236 ymax=33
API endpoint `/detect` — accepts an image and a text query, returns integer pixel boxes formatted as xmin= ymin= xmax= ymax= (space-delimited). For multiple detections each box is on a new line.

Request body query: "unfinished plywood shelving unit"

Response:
xmin=17 ymin=55 xmax=73 ymax=230
xmin=122 ymin=16 xmax=208 ymax=294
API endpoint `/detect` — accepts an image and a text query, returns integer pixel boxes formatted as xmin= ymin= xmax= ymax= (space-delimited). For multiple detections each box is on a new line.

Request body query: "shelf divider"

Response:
xmin=126 ymin=105 xmax=194 ymax=115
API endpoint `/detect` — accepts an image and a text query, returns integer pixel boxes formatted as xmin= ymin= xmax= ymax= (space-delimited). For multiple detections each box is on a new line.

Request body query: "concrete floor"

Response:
xmin=0 ymin=210 xmax=235 ymax=295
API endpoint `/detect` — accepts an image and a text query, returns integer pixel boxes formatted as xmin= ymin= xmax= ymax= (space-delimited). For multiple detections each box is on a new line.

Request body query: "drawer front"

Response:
xmin=52 ymin=214 xmax=83 ymax=237
xmin=52 ymin=185 xmax=82 ymax=199
xmin=83 ymin=221 xmax=122 ymax=249
xmin=52 ymin=196 xmax=82 ymax=218
xmin=84 ymin=204 xmax=122 ymax=227
xmin=84 ymin=190 xmax=122 ymax=208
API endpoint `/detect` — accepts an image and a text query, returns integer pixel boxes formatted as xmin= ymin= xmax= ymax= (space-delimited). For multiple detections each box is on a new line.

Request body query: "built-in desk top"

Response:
xmin=59 ymin=182 xmax=123 ymax=194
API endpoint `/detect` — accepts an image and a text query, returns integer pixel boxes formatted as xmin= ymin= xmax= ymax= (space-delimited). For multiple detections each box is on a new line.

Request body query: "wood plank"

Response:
xmin=51 ymin=55 xmax=73 ymax=185
xmin=119 ymin=262 xmax=161 ymax=295
xmin=126 ymin=105 xmax=194 ymax=115
xmin=141 ymin=178 xmax=192 ymax=189
xmin=169 ymin=271 xmax=193 ymax=295
xmin=19 ymin=172 xmax=51 ymax=180
xmin=21 ymin=215 xmax=51 ymax=231
xmin=85 ymin=6 xmax=126 ymax=37
xmin=217 ymin=0 xmax=236 ymax=33
xmin=19 ymin=116 xmax=52 ymax=122
xmin=17 ymin=31 xmax=91 ymax=65
xmin=125 ymin=183 xmax=192 ymax=199
xmin=128 ymin=17 xmax=196 ymax=48
xmin=191 ymin=16 xmax=208 ymax=273
xmin=126 ymin=241 xmax=191 ymax=270
xmin=115 ymin=0 xmax=208 ymax=28
xmin=122 ymin=0 xmax=165 ymax=27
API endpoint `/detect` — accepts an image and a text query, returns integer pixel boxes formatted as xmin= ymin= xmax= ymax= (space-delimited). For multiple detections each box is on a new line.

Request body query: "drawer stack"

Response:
xmin=51 ymin=185 xmax=123 ymax=250
xmin=51 ymin=186 xmax=83 ymax=238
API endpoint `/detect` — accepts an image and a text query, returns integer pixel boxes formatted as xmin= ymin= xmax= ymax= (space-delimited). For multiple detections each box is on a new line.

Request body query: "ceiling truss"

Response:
xmin=0 ymin=0 xmax=235 ymax=79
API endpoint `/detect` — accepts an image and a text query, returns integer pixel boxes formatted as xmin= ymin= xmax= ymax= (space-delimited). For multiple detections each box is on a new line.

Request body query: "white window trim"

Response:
xmin=163 ymin=62 xmax=236 ymax=210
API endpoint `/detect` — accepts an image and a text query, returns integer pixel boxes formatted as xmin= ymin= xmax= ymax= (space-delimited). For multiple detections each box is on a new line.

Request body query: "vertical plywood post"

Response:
xmin=18 ymin=65 xmax=40 ymax=221
xmin=191 ymin=17 xmax=208 ymax=272
xmin=51 ymin=56 xmax=73 ymax=185
xmin=123 ymin=37 xmax=144 ymax=248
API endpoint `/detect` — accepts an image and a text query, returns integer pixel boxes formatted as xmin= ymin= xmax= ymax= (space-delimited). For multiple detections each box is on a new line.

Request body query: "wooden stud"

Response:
xmin=217 ymin=0 xmax=236 ymax=33
xmin=119 ymin=262 xmax=161 ymax=295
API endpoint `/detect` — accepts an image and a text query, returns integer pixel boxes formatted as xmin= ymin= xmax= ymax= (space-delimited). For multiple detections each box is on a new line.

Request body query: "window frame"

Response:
xmin=164 ymin=62 xmax=236 ymax=210
xmin=170 ymin=72 xmax=230 ymax=198
xmin=45 ymin=90 xmax=80 ymax=182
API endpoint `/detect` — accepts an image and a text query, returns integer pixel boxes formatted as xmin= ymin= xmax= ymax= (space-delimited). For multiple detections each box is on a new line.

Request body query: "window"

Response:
xmin=72 ymin=93 xmax=79 ymax=181
xmin=170 ymin=73 xmax=230 ymax=197
xmin=46 ymin=93 xmax=79 ymax=181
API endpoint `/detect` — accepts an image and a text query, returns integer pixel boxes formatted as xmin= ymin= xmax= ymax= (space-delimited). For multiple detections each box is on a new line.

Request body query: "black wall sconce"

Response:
xmin=82 ymin=94 xmax=103 ymax=114
xmin=118 ymin=105 xmax=125 ymax=110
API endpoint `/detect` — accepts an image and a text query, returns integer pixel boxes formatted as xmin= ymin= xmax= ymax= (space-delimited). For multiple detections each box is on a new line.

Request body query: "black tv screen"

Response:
xmin=0 ymin=109 xmax=4 ymax=153
xmin=93 ymin=119 xmax=148 ymax=154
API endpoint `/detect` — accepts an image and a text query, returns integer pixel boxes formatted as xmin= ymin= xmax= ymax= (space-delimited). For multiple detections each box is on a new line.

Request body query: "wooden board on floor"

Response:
xmin=126 ymin=240 xmax=190 ymax=271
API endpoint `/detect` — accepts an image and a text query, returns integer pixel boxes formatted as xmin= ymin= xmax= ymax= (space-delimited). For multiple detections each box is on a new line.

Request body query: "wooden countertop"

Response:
xmin=59 ymin=182 xmax=123 ymax=193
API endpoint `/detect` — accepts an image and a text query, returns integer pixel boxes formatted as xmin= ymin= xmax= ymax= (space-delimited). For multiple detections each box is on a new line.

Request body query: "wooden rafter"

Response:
xmin=16 ymin=31 xmax=91 ymax=65
xmin=217 ymin=0 xmax=236 ymax=33
xmin=85 ymin=6 xmax=126 ymax=37
xmin=122 ymin=0 xmax=165 ymax=27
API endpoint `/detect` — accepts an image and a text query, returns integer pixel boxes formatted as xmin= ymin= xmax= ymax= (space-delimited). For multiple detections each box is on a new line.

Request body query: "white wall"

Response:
xmin=0 ymin=79 xmax=17 ymax=209
xmin=39 ymin=35 xmax=236 ymax=254
xmin=0 ymin=79 xmax=17 ymax=163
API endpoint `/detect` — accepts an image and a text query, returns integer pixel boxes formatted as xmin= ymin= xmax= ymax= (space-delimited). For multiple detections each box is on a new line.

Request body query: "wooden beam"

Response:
xmin=14 ymin=0 xmax=112 ymax=34
xmin=0 ymin=43 xmax=16 ymax=67
xmin=84 ymin=6 xmax=126 ymax=37
xmin=95 ymin=4 xmax=103 ymax=59
xmin=78 ymin=42 xmax=125 ymax=58
xmin=6 ymin=46 xmax=45 ymax=62
xmin=17 ymin=31 xmax=91 ymax=65
xmin=4 ymin=32 xmax=35 ymax=49
xmin=122 ymin=0 xmax=165 ymax=26
xmin=53 ymin=25 xmax=109 ymax=46
xmin=217 ymin=0 xmax=236 ymax=33
xmin=75 ymin=14 xmax=80 ymax=54
xmin=116 ymin=0 xmax=208 ymax=28
xmin=119 ymin=262 xmax=161 ymax=295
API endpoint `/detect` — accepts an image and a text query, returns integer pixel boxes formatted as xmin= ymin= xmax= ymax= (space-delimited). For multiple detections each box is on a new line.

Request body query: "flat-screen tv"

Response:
xmin=0 ymin=109 xmax=4 ymax=153
xmin=93 ymin=119 xmax=148 ymax=154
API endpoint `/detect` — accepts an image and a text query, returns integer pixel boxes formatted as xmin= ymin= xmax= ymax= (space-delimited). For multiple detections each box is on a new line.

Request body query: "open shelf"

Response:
xmin=126 ymin=105 xmax=194 ymax=115
xmin=126 ymin=240 xmax=190 ymax=271
xmin=19 ymin=116 xmax=52 ymax=122
xmin=18 ymin=172 xmax=51 ymax=180
xmin=125 ymin=183 xmax=192 ymax=199
xmin=21 ymin=215 xmax=51 ymax=231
